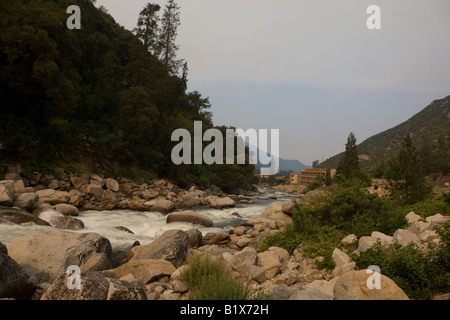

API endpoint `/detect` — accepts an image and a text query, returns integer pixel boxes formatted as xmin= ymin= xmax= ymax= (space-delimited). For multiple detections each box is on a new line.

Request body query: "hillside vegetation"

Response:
xmin=0 ymin=0 xmax=254 ymax=192
xmin=319 ymin=96 xmax=450 ymax=177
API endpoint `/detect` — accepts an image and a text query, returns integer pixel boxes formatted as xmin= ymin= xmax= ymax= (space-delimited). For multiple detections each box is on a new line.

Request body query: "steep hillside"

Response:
xmin=319 ymin=95 xmax=450 ymax=175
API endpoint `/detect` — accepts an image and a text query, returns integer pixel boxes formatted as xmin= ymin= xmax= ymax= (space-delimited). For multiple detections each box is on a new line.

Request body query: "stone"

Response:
xmin=257 ymin=251 xmax=282 ymax=279
xmin=41 ymin=271 xmax=146 ymax=300
xmin=357 ymin=236 xmax=378 ymax=253
xmin=69 ymin=176 xmax=88 ymax=190
xmin=54 ymin=203 xmax=79 ymax=216
xmin=425 ymin=214 xmax=447 ymax=228
xmin=333 ymin=270 xmax=409 ymax=300
xmin=250 ymin=265 xmax=268 ymax=283
xmin=341 ymin=234 xmax=358 ymax=251
xmin=393 ymin=229 xmax=420 ymax=246
xmin=68 ymin=190 xmax=83 ymax=207
xmin=0 ymin=242 xmax=36 ymax=300
xmin=332 ymin=248 xmax=351 ymax=266
xmin=85 ymin=184 xmax=104 ymax=200
xmin=144 ymin=199 xmax=175 ymax=213
xmin=419 ymin=230 xmax=440 ymax=242
xmin=50 ymin=215 xmax=85 ymax=230
xmin=236 ymin=236 xmax=252 ymax=248
xmin=231 ymin=226 xmax=247 ymax=236
xmin=0 ymin=180 xmax=15 ymax=206
xmin=273 ymin=269 xmax=298 ymax=286
xmin=0 ymin=206 xmax=50 ymax=226
xmin=289 ymin=289 xmax=334 ymax=300
xmin=207 ymin=232 xmax=231 ymax=245
xmin=232 ymin=247 xmax=257 ymax=270
xmin=114 ymin=226 xmax=134 ymax=234
xmin=267 ymin=246 xmax=290 ymax=264
xmin=204 ymin=196 xmax=236 ymax=209
xmin=104 ymin=178 xmax=120 ymax=192
xmin=332 ymin=262 xmax=356 ymax=277
xmin=114 ymin=259 xmax=176 ymax=284
xmin=166 ymin=210 xmax=213 ymax=228
xmin=170 ymin=265 xmax=189 ymax=281
xmin=13 ymin=192 xmax=38 ymax=211
xmin=131 ymin=230 xmax=189 ymax=265
xmin=304 ymin=278 xmax=340 ymax=298
xmin=6 ymin=230 xmax=112 ymax=283
xmin=371 ymin=231 xmax=394 ymax=249
xmin=407 ymin=221 xmax=432 ymax=236
xmin=405 ymin=211 xmax=424 ymax=224
xmin=172 ymin=280 xmax=188 ymax=293
xmin=272 ymin=284 xmax=295 ymax=300
xmin=81 ymin=253 xmax=112 ymax=272
xmin=48 ymin=179 xmax=60 ymax=190
xmin=35 ymin=189 xmax=70 ymax=205
xmin=259 ymin=202 xmax=293 ymax=228
xmin=185 ymin=229 xmax=203 ymax=248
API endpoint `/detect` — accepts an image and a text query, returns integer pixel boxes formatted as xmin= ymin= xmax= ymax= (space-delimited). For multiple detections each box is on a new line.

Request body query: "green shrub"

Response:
xmin=181 ymin=254 xmax=271 ymax=300
xmin=405 ymin=198 xmax=449 ymax=219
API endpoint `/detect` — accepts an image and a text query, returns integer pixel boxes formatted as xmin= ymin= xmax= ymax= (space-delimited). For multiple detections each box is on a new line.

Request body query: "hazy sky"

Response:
xmin=96 ymin=0 xmax=450 ymax=165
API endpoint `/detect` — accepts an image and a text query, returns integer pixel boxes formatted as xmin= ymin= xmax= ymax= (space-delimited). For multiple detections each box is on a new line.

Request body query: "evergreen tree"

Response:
xmin=159 ymin=0 xmax=182 ymax=78
xmin=385 ymin=135 xmax=432 ymax=204
xmin=324 ymin=168 xmax=333 ymax=186
xmin=337 ymin=132 xmax=360 ymax=179
xmin=134 ymin=3 xmax=161 ymax=55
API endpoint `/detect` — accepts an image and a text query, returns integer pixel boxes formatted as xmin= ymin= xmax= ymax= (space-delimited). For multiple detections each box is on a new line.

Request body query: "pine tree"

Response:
xmin=385 ymin=135 xmax=432 ymax=204
xmin=159 ymin=0 xmax=182 ymax=78
xmin=337 ymin=132 xmax=360 ymax=179
xmin=324 ymin=168 xmax=333 ymax=186
xmin=134 ymin=3 xmax=161 ymax=55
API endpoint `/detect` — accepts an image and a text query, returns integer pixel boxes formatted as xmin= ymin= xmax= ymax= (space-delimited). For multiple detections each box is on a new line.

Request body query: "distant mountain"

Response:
xmin=319 ymin=95 xmax=450 ymax=175
xmin=247 ymin=144 xmax=309 ymax=174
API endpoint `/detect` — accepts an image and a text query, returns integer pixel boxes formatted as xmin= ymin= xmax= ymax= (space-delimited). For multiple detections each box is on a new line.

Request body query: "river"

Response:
xmin=0 ymin=190 xmax=293 ymax=252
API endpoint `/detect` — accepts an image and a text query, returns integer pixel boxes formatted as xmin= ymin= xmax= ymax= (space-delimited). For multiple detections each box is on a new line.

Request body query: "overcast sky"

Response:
xmin=96 ymin=0 xmax=450 ymax=165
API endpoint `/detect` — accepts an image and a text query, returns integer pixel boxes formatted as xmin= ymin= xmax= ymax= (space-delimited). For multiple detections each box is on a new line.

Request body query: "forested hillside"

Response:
xmin=0 ymin=0 xmax=255 ymax=192
xmin=319 ymin=95 xmax=450 ymax=177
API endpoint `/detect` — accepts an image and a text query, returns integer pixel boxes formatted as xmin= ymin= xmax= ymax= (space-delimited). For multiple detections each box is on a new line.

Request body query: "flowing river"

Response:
xmin=0 ymin=190 xmax=293 ymax=252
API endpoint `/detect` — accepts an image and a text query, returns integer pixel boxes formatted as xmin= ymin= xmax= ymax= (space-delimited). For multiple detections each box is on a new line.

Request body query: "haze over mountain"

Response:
xmin=319 ymin=95 xmax=450 ymax=175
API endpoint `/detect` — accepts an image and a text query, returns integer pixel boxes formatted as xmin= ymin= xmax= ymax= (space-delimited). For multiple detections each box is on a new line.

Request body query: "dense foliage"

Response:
xmin=0 ymin=0 xmax=254 ymax=191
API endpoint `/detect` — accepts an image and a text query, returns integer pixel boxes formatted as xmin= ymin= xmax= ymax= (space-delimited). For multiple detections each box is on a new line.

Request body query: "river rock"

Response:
xmin=13 ymin=192 xmax=38 ymax=211
xmin=81 ymin=253 xmax=112 ymax=272
xmin=54 ymin=203 xmax=79 ymax=216
xmin=185 ymin=228 xmax=203 ymax=248
xmin=204 ymin=196 xmax=236 ymax=209
xmin=166 ymin=210 xmax=213 ymax=227
xmin=144 ymin=199 xmax=175 ymax=213
xmin=85 ymin=184 xmax=104 ymax=200
xmin=0 ymin=206 xmax=50 ymax=226
xmin=341 ymin=234 xmax=358 ymax=251
xmin=6 ymin=230 xmax=112 ymax=283
xmin=36 ymin=189 xmax=70 ymax=205
xmin=333 ymin=270 xmax=409 ymax=300
xmin=258 ymin=202 xmax=293 ymax=229
xmin=41 ymin=271 xmax=146 ymax=300
xmin=114 ymin=259 xmax=176 ymax=284
xmin=0 ymin=242 xmax=36 ymax=300
xmin=332 ymin=248 xmax=351 ymax=267
xmin=68 ymin=189 xmax=83 ymax=207
xmin=0 ymin=180 xmax=15 ymax=206
xmin=131 ymin=230 xmax=189 ymax=265
xmin=104 ymin=178 xmax=120 ymax=192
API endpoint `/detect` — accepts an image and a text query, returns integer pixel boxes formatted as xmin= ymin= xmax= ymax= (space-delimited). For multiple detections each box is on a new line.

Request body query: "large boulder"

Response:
xmin=257 ymin=250 xmax=282 ymax=279
xmin=85 ymin=184 xmax=104 ymax=200
xmin=13 ymin=192 xmax=38 ymax=211
xmin=38 ymin=209 xmax=84 ymax=230
xmin=332 ymin=248 xmax=351 ymax=267
xmin=0 ymin=242 xmax=36 ymax=300
xmin=131 ymin=230 xmax=189 ymax=265
xmin=341 ymin=234 xmax=357 ymax=251
xmin=40 ymin=271 xmax=146 ymax=300
xmin=405 ymin=212 xmax=424 ymax=224
xmin=425 ymin=214 xmax=448 ymax=228
xmin=204 ymin=196 xmax=236 ymax=209
xmin=54 ymin=203 xmax=79 ymax=216
xmin=6 ymin=230 xmax=112 ymax=283
xmin=36 ymin=189 xmax=70 ymax=205
xmin=166 ymin=210 xmax=213 ymax=227
xmin=0 ymin=206 xmax=50 ymax=226
xmin=0 ymin=180 xmax=15 ymax=206
xmin=393 ymin=229 xmax=420 ymax=246
xmin=333 ymin=270 xmax=409 ymax=300
xmin=104 ymin=178 xmax=120 ymax=192
xmin=144 ymin=199 xmax=175 ymax=213
xmin=258 ymin=202 xmax=293 ymax=229
xmin=114 ymin=259 xmax=176 ymax=284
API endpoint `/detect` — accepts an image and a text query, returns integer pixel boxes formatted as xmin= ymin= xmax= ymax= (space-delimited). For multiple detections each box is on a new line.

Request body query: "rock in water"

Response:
xmin=6 ymin=230 xmax=112 ymax=283
xmin=0 ymin=242 xmax=36 ymax=300
xmin=166 ymin=210 xmax=213 ymax=227
xmin=131 ymin=229 xmax=189 ymax=266
xmin=0 ymin=206 xmax=50 ymax=226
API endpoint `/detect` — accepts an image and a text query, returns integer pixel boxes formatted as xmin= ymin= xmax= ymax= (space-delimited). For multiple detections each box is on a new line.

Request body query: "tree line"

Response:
xmin=0 ymin=0 xmax=255 ymax=192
